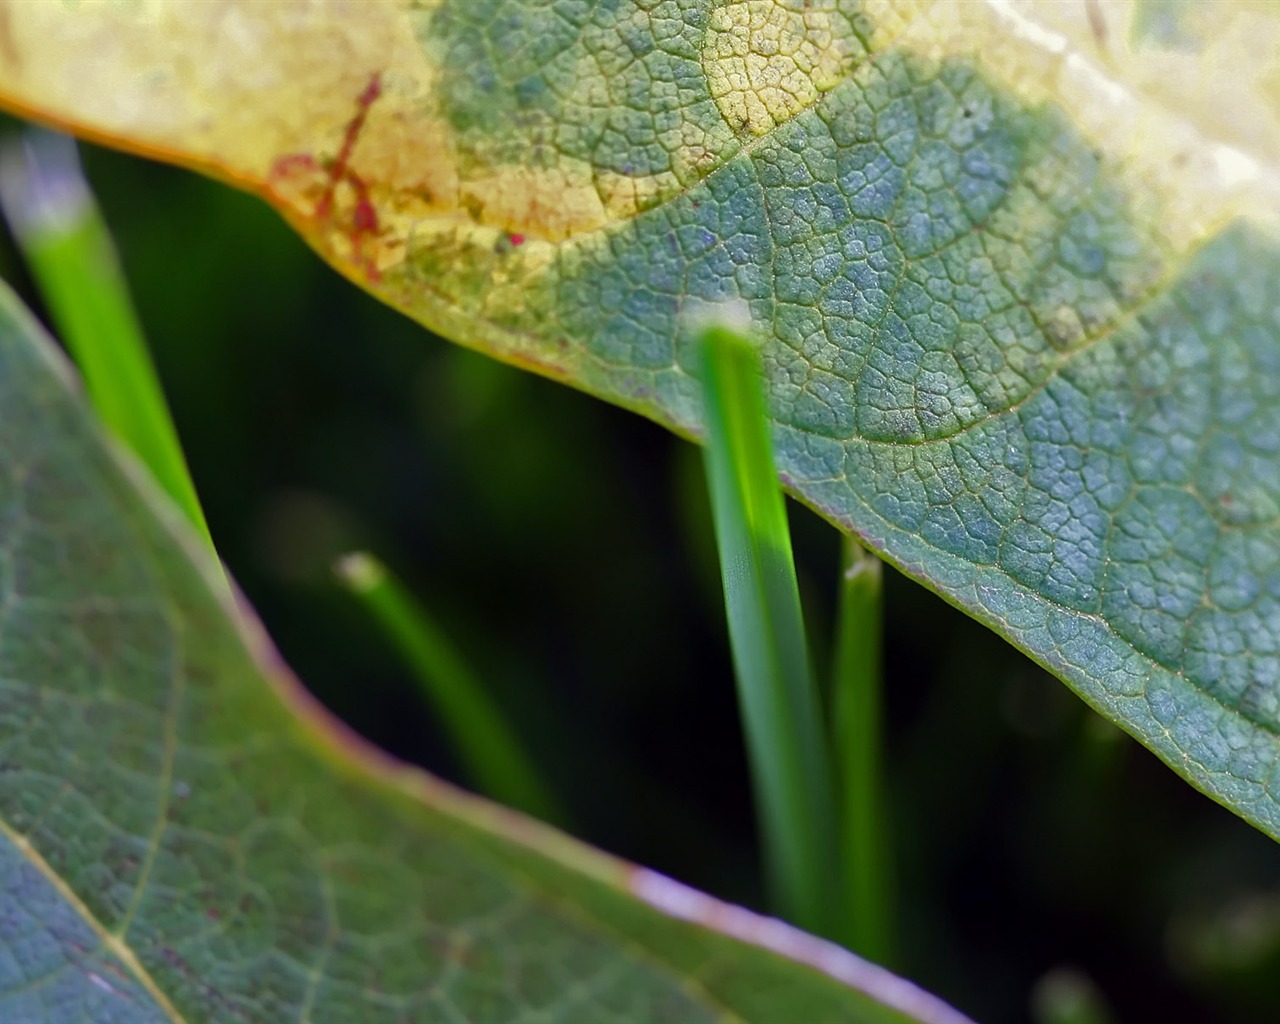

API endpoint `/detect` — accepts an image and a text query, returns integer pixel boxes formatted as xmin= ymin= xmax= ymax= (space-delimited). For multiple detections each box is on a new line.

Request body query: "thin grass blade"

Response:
xmin=698 ymin=321 xmax=841 ymax=940
xmin=335 ymin=552 xmax=565 ymax=825
xmin=0 ymin=129 xmax=212 ymax=549
xmin=832 ymin=535 xmax=893 ymax=963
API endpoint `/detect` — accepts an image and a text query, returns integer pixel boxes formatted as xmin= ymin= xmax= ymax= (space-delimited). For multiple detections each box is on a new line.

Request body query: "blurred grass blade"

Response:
xmin=1031 ymin=967 xmax=1117 ymax=1024
xmin=335 ymin=552 xmax=565 ymax=825
xmin=698 ymin=321 xmax=841 ymax=941
xmin=0 ymin=129 xmax=212 ymax=550
xmin=832 ymin=535 xmax=893 ymax=964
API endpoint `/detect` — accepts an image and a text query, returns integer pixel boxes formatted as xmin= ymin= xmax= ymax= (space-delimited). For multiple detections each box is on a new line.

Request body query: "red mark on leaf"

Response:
xmin=316 ymin=72 xmax=381 ymax=219
xmin=269 ymin=71 xmax=385 ymax=280
xmin=353 ymin=195 xmax=378 ymax=234
xmin=509 ymin=233 xmax=525 ymax=247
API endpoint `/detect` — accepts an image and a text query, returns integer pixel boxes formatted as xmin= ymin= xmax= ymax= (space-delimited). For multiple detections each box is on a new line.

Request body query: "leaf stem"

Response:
xmin=697 ymin=322 xmax=840 ymax=939
xmin=335 ymin=552 xmax=566 ymax=825
xmin=0 ymin=130 xmax=213 ymax=550
xmin=831 ymin=534 xmax=894 ymax=963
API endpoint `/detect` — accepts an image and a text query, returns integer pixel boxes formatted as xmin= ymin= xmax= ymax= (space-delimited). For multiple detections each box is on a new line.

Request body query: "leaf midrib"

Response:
xmin=0 ymin=816 xmax=187 ymax=1023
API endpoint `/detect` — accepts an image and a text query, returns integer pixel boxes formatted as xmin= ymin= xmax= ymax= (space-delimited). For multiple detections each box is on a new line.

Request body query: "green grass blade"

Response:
xmin=697 ymin=321 xmax=840 ymax=940
xmin=0 ymin=130 xmax=212 ymax=549
xmin=832 ymin=535 xmax=893 ymax=964
xmin=335 ymin=552 xmax=565 ymax=825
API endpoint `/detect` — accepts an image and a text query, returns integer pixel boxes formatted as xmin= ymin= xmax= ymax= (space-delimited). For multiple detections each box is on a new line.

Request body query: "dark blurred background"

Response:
xmin=2 ymin=119 xmax=1280 ymax=1024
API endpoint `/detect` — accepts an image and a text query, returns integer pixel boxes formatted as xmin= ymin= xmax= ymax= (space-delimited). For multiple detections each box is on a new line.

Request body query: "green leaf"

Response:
xmin=0 ymin=281 xmax=962 ymax=1021
xmin=1 ymin=2 xmax=1279 ymax=839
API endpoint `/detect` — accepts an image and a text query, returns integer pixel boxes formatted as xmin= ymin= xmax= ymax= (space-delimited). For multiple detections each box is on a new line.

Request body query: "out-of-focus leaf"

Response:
xmin=3 ymin=0 xmax=1280 ymax=850
xmin=0 ymin=279 xmax=964 ymax=1021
